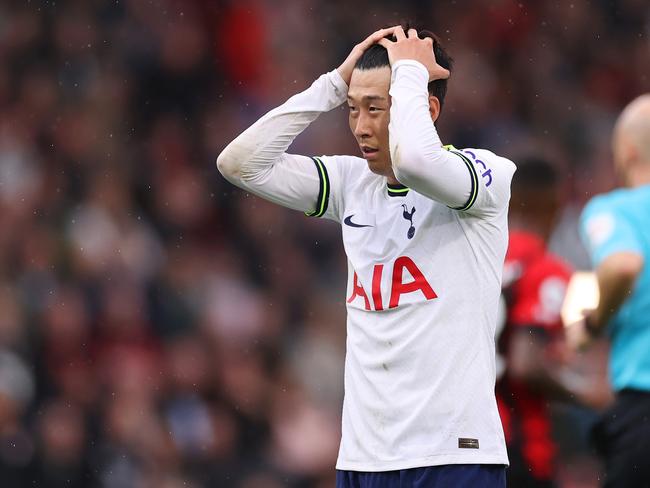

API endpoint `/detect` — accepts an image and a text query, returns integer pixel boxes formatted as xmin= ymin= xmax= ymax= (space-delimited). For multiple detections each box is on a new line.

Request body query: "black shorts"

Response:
xmin=591 ymin=389 xmax=650 ymax=488
xmin=336 ymin=464 xmax=506 ymax=488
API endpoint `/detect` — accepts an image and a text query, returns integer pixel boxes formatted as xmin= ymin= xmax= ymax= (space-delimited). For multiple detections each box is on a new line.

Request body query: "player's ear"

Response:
xmin=429 ymin=95 xmax=441 ymax=123
xmin=614 ymin=134 xmax=638 ymax=177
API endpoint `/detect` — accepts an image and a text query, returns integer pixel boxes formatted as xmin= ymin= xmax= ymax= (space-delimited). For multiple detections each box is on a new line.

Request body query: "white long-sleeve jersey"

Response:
xmin=218 ymin=61 xmax=515 ymax=471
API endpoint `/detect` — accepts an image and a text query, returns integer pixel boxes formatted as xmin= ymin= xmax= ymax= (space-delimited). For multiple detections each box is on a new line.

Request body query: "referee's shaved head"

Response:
xmin=615 ymin=94 xmax=650 ymax=163
xmin=613 ymin=94 xmax=650 ymax=186
xmin=355 ymin=24 xmax=453 ymax=110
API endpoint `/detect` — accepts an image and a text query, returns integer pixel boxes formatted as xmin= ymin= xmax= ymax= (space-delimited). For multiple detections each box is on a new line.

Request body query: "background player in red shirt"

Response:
xmin=496 ymin=158 xmax=601 ymax=487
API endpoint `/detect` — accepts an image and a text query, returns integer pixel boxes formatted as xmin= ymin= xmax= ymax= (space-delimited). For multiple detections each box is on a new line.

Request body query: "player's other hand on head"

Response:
xmin=378 ymin=26 xmax=450 ymax=82
xmin=337 ymin=26 xmax=399 ymax=86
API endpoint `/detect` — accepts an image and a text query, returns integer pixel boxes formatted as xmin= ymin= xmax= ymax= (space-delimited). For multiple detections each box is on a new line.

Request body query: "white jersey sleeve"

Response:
xmin=388 ymin=60 xmax=516 ymax=219
xmin=216 ymin=70 xmax=348 ymax=220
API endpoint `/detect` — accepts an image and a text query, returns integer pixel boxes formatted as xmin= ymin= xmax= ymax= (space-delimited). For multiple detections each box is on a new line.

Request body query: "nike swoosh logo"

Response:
xmin=344 ymin=215 xmax=373 ymax=228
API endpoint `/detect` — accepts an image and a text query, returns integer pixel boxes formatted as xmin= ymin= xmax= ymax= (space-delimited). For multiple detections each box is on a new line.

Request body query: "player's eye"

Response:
xmin=369 ymin=106 xmax=382 ymax=112
xmin=348 ymin=105 xmax=357 ymax=111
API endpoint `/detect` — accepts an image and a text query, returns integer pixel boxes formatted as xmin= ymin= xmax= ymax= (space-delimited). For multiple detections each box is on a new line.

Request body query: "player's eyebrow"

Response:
xmin=347 ymin=94 xmax=387 ymax=102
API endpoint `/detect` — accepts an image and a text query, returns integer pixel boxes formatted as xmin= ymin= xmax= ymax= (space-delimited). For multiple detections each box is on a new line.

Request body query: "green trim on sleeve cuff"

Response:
xmin=305 ymin=157 xmax=330 ymax=218
xmin=447 ymin=148 xmax=479 ymax=211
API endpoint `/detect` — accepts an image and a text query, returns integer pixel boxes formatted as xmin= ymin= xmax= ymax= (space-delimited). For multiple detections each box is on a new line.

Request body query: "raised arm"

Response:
xmin=217 ymin=27 xmax=397 ymax=214
xmin=379 ymin=28 xmax=514 ymax=218
xmin=216 ymin=69 xmax=347 ymax=213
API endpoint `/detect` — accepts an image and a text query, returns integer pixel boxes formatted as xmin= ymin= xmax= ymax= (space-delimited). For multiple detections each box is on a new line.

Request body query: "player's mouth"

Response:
xmin=361 ymin=146 xmax=379 ymax=160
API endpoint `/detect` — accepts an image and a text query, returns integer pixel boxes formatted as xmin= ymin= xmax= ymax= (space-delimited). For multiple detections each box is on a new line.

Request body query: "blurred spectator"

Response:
xmin=0 ymin=349 xmax=35 ymax=485
xmin=497 ymin=158 xmax=611 ymax=488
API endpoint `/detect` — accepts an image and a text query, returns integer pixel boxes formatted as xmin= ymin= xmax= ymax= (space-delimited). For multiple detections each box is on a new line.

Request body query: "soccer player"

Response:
xmin=496 ymin=158 xmax=575 ymax=487
xmin=217 ymin=25 xmax=515 ymax=487
xmin=574 ymin=94 xmax=650 ymax=487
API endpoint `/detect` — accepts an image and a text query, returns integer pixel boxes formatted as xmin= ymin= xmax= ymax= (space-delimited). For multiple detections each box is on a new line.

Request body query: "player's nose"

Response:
xmin=353 ymin=113 xmax=372 ymax=139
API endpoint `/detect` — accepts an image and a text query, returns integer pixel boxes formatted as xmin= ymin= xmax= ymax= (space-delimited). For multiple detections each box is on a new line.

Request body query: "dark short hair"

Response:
xmin=512 ymin=157 xmax=559 ymax=192
xmin=354 ymin=23 xmax=453 ymax=111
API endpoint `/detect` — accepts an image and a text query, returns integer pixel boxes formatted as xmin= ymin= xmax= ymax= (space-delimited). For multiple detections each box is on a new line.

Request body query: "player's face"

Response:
xmin=347 ymin=67 xmax=393 ymax=178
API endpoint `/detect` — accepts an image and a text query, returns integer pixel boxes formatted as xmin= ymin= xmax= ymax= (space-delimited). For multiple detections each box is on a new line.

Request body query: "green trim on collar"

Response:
xmin=387 ymin=183 xmax=409 ymax=197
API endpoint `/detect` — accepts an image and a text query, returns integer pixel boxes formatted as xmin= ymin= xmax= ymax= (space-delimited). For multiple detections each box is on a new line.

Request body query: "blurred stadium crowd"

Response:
xmin=0 ymin=0 xmax=648 ymax=487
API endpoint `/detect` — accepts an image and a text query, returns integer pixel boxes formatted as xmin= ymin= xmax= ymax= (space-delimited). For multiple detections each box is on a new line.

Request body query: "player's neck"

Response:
xmin=386 ymin=174 xmax=400 ymax=185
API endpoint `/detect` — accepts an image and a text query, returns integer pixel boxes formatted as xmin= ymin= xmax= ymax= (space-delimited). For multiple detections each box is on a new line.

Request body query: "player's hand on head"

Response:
xmin=337 ymin=26 xmax=399 ymax=86
xmin=378 ymin=27 xmax=450 ymax=82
